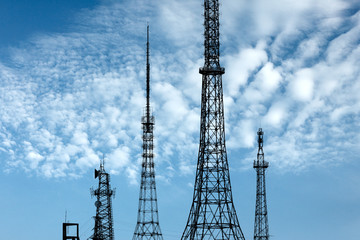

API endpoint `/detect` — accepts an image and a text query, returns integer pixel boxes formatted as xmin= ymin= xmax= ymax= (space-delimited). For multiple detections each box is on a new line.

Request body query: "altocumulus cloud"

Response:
xmin=0 ymin=0 xmax=359 ymax=180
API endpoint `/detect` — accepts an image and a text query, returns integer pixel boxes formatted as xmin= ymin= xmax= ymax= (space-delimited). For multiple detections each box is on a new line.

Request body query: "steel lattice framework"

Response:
xmin=181 ymin=0 xmax=245 ymax=239
xmin=90 ymin=159 xmax=115 ymax=240
xmin=253 ymin=128 xmax=269 ymax=240
xmin=133 ymin=25 xmax=163 ymax=240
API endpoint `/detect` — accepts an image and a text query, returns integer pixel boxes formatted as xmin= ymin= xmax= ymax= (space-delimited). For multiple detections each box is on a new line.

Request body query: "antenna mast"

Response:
xmin=146 ymin=24 xmax=150 ymax=124
xmin=133 ymin=24 xmax=163 ymax=240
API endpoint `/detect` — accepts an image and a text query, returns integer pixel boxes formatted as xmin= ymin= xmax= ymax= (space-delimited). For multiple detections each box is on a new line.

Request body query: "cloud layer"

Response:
xmin=0 ymin=0 xmax=359 ymax=180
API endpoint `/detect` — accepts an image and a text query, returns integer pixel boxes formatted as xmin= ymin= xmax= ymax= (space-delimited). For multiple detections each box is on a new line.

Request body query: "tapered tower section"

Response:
xmin=91 ymin=159 xmax=115 ymax=240
xmin=133 ymin=25 xmax=163 ymax=240
xmin=181 ymin=0 xmax=246 ymax=239
xmin=253 ymin=128 xmax=269 ymax=240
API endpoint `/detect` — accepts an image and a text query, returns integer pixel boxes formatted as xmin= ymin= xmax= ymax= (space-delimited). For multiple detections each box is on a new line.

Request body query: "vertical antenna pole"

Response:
xmin=146 ymin=24 xmax=150 ymax=124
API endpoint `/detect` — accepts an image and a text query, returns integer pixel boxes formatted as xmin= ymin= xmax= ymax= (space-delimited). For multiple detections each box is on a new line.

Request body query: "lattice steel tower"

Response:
xmin=253 ymin=128 xmax=269 ymax=240
xmin=181 ymin=0 xmax=246 ymax=239
xmin=133 ymin=25 xmax=163 ymax=240
xmin=90 ymin=158 xmax=115 ymax=240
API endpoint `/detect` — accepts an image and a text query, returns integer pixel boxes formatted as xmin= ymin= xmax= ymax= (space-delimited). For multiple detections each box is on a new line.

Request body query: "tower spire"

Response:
xmin=133 ymin=25 xmax=163 ymax=240
xmin=181 ymin=0 xmax=245 ymax=239
xmin=146 ymin=24 xmax=150 ymax=124
xmin=253 ymin=128 xmax=269 ymax=240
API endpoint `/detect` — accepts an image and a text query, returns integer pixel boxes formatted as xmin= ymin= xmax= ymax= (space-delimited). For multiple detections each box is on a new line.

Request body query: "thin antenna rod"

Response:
xmin=100 ymin=154 xmax=105 ymax=171
xmin=65 ymin=210 xmax=68 ymax=235
xmin=146 ymin=24 xmax=150 ymax=124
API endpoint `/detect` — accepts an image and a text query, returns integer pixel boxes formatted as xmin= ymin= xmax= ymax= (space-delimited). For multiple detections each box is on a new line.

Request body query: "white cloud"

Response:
xmin=228 ymin=120 xmax=256 ymax=149
xmin=289 ymin=68 xmax=314 ymax=102
xmin=263 ymin=102 xmax=288 ymax=128
xmin=224 ymin=41 xmax=268 ymax=97
xmin=242 ymin=62 xmax=282 ymax=104
xmin=257 ymin=63 xmax=282 ymax=93
xmin=326 ymin=11 xmax=360 ymax=64
xmin=158 ymin=0 xmax=202 ymax=47
xmin=0 ymin=0 xmax=359 ymax=181
xmin=71 ymin=131 xmax=90 ymax=146
xmin=108 ymin=147 xmax=131 ymax=170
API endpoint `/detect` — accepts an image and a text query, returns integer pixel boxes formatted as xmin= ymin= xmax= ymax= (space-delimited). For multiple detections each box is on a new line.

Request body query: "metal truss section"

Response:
xmin=181 ymin=1 xmax=246 ymax=239
xmin=133 ymin=25 xmax=163 ymax=240
xmin=253 ymin=128 xmax=269 ymax=240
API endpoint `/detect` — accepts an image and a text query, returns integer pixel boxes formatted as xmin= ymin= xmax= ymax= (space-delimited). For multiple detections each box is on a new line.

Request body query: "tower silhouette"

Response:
xmin=253 ymin=128 xmax=269 ymax=240
xmin=181 ymin=0 xmax=246 ymax=239
xmin=132 ymin=25 xmax=163 ymax=240
xmin=90 ymin=158 xmax=115 ymax=240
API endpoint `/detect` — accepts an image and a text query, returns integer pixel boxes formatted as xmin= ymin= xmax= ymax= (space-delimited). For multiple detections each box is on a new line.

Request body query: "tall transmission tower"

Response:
xmin=253 ymin=128 xmax=269 ymax=240
xmin=90 ymin=158 xmax=115 ymax=240
xmin=181 ymin=0 xmax=246 ymax=239
xmin=133 ymin=25 xmax=163 ymax=240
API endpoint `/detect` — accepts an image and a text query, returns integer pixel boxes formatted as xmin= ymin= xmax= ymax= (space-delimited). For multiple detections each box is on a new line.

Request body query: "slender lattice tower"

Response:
xmin=181 ymin=0 xmax=246 ymax=239
xmin=253 ymin=128 xmax=269 ymax=240
xmin=90 ymin=158 xmax=115 ymax=240
xmin=133 ymin=25 xmax=163 ymax=240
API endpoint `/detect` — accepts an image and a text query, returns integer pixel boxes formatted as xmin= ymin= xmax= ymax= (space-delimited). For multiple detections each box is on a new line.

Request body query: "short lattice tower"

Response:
xmin=253 ymin=128 xmax=269 ymax=240
xmin=181 ymin=0 xmax=246 ymax=239
xmin=132 ymin=25 xmax=163 ymax=240
xmin=90 ymin=158 xmax=115 ymax=240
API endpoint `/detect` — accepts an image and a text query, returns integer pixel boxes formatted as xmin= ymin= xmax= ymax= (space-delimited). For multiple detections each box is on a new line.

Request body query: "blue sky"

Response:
xmin=0 ymin=0 xmax=359 ymax=239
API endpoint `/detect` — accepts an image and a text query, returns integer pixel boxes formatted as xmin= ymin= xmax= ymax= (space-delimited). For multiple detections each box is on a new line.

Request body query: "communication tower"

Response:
xmin=132 ymin=25 xmax=163 ymax=240
xmin=90 ymin=158 xmax=115 ymax=240
xmin=253 ymin=128 xmax=269 ymax=240
xmin=181 ymin=0 xmax=246 ymax=239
